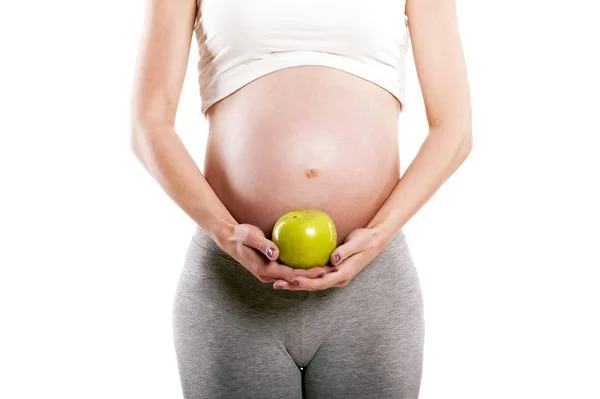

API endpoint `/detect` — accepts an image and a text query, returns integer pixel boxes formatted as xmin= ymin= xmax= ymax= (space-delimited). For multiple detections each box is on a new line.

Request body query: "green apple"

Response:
xmin=272 ymin=209 xmax=337 ymax=269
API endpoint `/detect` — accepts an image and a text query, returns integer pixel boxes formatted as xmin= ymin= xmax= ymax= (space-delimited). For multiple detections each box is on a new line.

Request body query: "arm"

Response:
xmin=131 ymin=0 xmax=332 ymax=283
xmin=130 ymin=0 xmax=237 ymax=245
xmin=365 ymin=0 xmax=473 ymax=243
xmin=269 ymin=0 xmax=472 ymax=290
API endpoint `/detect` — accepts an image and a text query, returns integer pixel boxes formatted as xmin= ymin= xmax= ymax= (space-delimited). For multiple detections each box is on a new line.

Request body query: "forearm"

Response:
xmin=366 ymin=125 xmax=472 ymax=243
xmin=130 ymin=122 xmax=237 ymax=244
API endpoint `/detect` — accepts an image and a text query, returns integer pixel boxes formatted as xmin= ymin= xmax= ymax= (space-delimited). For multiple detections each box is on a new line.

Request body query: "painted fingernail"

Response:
xmin=317 ymin=273 xmax=325 ymax=278
xmin=267 ymin=247 xmax=274 ymax=258
xmin=334 ymin=254 xmax=341 ymax=264
xmin=292 ymin=280 xmax=300 ymax=286
xmin=275 ymin=285 xmax=284 ymax=290
xmin=331 ymin=267 xmax=339 ymax=273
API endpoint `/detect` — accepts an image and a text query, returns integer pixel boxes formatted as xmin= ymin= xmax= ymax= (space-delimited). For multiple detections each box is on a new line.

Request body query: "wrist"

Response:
xmin=369 ymin=224 xmax=396 ymax=252
xmin=204 ymin=215 xmax=238 ymax=249
xmin=366 ymin=212 xmax=400 ymax=251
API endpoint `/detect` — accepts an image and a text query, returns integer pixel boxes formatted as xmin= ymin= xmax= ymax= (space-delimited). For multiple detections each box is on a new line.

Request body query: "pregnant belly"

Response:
xmin=203 ymin=66 xmax=402 ymax=245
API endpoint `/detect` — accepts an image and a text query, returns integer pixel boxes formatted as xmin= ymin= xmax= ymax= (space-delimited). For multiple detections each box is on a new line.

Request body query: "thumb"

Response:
xmin=330 ymin=228 xmax=372 ymax=266
xmin=236 ymin=224 xmax=280 ymax=260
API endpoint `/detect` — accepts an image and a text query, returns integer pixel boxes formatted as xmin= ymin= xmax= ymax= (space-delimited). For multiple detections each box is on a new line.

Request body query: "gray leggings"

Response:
xmin=172 ymin=226 xmax=425 ymax=399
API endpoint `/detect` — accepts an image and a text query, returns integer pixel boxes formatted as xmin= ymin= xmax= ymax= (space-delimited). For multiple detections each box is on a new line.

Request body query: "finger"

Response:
xmin=291 ymin=268 xmax=309 ymax=277
xmin=273 ymin=265 xmax=331 ymax=287
xmin=288 ymin=265 xmax=333 ymax=278
xmin=316 ymin=264 xmax=339 ymax=275
xmin=273 ymin=280 xmax=292 ymax=290
xmin=303 ymin=266 xmax=329 ymax=279
xmin=262 ymin=261 xmax=302 ymax=283
xmin=277 ymin=271 xmax=346 ymax=291
xmin=330 ymin=232 xmax=371 ymax=266
xmin=233 ymin=224 xmax=280 ymax=260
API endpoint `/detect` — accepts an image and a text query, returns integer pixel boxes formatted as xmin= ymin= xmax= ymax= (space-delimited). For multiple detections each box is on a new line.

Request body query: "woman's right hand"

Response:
xmin=216 ymin=223 xmax=330 ymax=284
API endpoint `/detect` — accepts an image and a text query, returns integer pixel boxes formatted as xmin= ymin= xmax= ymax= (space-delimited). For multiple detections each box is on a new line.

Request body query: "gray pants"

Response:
xmin=172 ymin=226 xmax=425 ymax=398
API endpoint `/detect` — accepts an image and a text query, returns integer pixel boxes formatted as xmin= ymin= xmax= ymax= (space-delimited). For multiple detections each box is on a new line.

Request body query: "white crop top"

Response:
xmin=193 ymin=0 xmax=410 ymax=117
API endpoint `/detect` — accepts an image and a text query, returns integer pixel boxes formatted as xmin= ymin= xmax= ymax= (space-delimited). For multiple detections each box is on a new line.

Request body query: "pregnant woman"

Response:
xmin=130 ymin=0 xmax=471 ymax=397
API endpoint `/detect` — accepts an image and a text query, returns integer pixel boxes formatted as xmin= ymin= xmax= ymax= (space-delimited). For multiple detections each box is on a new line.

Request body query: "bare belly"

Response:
xmin=203 ymin=66 xmax=401 ymax=246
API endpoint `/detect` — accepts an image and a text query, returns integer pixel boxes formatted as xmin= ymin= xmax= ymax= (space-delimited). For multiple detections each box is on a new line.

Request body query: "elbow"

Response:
xmin=130 ymin=121 xmax=143 ymax=159
xmin=430 ymin=119 xmax=473 ymax=160
xmin=129 ymin=105 xmax=154 ymax=158
xmin=460 ymin=131 xmax=473 ymax=160
xmin=129 ymin=117 xmax=173 ymax=165
xmin=129 ymin=109 xmax=174 ymax=155
xmin=129 ymin=118 xmax=153 ymax=161
xmin=434 ymin=125 xmax=472 ymax=161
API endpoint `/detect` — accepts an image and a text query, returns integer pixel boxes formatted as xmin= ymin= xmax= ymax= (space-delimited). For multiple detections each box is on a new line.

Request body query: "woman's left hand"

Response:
xmin=272 ymin=227 xmax=388 ymax=291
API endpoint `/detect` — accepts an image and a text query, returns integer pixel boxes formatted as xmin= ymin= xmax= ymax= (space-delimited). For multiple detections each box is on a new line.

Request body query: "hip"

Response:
xmin=175 ymin=224 xmax=422 ymax=307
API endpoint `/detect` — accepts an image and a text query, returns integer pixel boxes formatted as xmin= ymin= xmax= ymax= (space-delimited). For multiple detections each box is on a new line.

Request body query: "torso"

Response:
xmin=203 ymin=66 xmax=401 ymax=246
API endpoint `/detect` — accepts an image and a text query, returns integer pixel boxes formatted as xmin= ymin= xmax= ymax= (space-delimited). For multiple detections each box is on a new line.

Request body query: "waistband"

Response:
xmin=191 ymin=224 xmax=407 ymax=265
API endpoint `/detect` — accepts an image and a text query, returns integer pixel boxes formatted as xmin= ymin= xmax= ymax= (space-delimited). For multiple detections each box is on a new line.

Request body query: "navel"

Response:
xmin=305 ymin=168 xmax=319 ymax=179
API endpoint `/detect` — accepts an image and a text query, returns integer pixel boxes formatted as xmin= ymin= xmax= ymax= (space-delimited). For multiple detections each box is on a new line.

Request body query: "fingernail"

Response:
xmin=267 ymin=247 xmax=274 ymax=258
xmin=292 ymin=280 xmax=300 ymax=286
xmin=275 ymin=285 xmax=284 ymax=290
xmin=331 ymin=267 xmax=339 ymax=273
xmin=334 ymin=253 xmax=341 ymax=264
xmin=317 ymin=273 xmax=325 ymax=278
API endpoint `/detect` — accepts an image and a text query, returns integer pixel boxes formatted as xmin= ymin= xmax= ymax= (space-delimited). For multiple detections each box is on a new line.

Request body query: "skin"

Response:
xmin=130 ymin=0 xmax=471 ymax=290
xmin=203 ymin=64 xmax=401 ymax=248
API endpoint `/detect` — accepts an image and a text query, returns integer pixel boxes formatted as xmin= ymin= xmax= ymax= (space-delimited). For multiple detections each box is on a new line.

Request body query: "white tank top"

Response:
xmin=193 ymin=0 xmax=410 ymax=116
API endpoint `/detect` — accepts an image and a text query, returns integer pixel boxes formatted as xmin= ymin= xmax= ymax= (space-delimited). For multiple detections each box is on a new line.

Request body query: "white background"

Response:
xmin=1 ymin=0 xmax=599 ymax=398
